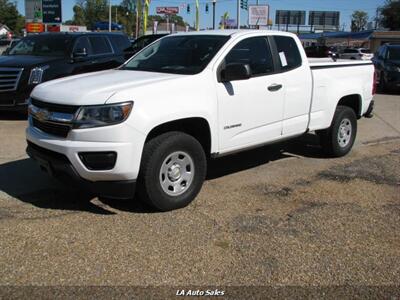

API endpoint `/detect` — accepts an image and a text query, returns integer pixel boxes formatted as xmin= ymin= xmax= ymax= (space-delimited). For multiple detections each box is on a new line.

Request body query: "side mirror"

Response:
xmin=73 ymin=48 xmax=88 ymax=59
xmin=220 ymin=63 xmax=251 ymax=82
xmin=3 ymin=48 xmax=10 ymax=55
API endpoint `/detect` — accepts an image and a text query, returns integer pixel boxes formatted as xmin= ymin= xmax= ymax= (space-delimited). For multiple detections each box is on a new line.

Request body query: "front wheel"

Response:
xmin=137 ymin=132 xmax=207 ymax=211
xmin=317 ymin=106 xmax=357 ymax=157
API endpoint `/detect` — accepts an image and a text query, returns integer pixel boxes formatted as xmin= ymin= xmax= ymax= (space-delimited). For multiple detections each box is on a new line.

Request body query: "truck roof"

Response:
xmin=172 ymin=29 xmax=297 ymax=38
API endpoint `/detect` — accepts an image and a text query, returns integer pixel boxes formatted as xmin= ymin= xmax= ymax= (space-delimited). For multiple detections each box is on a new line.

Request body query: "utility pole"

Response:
xmin=212 ymin=0 xmax=216 ymax=30
xmin=109 ymin=0 xmax=112 ymax=31
xmin=115 ymin=7 xmax=118 ymax=24
xmin=237 ymin=0 xmax=240 ymax=29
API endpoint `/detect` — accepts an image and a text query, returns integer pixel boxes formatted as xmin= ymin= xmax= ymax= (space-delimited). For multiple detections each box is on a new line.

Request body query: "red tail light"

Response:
xmin=372 ymin=67 xmax=378 ymax=95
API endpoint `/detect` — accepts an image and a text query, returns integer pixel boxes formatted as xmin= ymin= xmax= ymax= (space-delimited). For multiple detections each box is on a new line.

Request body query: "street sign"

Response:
xmin=309 ymin=11 xmax=340 ymax=26
xmin=25 ymin=0 xmax=43 ymax=23
xmin=248 ymin=5 xmax=269 ymax=26
xmin=156 ymin=7 xmax=179 ymax=15
xmin=26 ymin=22 xmax=45 ymax=33
xmin=42 ymin=0 xmax=62 ymax=23
xmin=275 ymin=10 xmax=306 ymax=25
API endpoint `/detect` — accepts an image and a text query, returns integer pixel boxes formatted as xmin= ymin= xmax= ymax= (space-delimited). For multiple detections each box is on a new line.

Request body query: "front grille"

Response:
xmin=32 ymin=118 xmax=71 ymax=138
xmin=31 ymin=98 xmax=80 ymax=114
xmin=30 ymin=99 xmax=80 ymax=138
xmin=0 ymin=67 xmax=23 ymax=92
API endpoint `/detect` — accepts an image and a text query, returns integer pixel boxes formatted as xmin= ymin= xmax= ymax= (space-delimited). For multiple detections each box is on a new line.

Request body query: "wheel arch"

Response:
xmin=145 ymin=117 xmax=213 ymax=157
xmin=337 ymin=94 xmax=362 ymax=119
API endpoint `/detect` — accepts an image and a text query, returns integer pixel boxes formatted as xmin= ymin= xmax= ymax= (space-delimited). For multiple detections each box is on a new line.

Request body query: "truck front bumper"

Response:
xmin=26 ymin=141 xmax=136 ymax=199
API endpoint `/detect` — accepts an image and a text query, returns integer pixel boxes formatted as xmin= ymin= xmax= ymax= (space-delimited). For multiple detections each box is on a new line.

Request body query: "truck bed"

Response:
xmin=308 ymin=58 xmax=373 ymax=68
xmin=307 ymin=58 xmax=375 ymax=132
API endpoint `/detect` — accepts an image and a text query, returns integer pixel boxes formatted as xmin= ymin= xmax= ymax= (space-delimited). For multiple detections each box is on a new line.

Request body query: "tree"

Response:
xmin=72 ymin=0 xmax=108 ymax=28
xmin=0 ymin=0 xmax=25 ymax=35
xmin=351 ymin=10 xmax=368 ymax=32
xmin=379 ymin=0 xmax=400 ymax=30
xmin=72 ymin=5 xmax=86 ymax=25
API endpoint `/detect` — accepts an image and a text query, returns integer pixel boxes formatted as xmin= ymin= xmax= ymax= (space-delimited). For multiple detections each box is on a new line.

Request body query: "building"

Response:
xmin=299 ymin=30 xmax=400 ymax=52
xmin=0 ymin=24 xmax=11 ymax=37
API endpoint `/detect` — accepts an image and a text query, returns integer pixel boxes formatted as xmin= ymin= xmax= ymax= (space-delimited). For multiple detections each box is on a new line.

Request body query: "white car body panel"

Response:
xmin=27 ymin=30 xmax=375 ymax=183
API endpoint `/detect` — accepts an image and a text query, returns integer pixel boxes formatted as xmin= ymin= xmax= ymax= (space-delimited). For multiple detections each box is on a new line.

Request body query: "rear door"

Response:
xmin=271 ymin=35 xmax=313 ymax=136
xmin=87 ymin=35 xmax=119 ymax=71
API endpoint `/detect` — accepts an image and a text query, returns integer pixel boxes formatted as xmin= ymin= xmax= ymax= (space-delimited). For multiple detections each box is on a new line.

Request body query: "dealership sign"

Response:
xmin=25 ymin=0 xmax=61 ymax=23
xmin=156 ymin=7 xmax=179 ymax=15
xmin=42 ymin=0 xmax=62 ymax=23
xmin=25 ymin=0 xmax=43 ymax=22
xmin=248 ymin=5 xmax=269 ymax=26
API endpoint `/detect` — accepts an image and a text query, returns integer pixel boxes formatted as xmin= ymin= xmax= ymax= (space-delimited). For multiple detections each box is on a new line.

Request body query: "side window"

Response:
xmin=109 ymin=35 xmax=131 ymax=52
xmin=224 ymin=37 xmax=274 ymax=76
xmin=273 ymin=36 xmax=302 ymax=71
xmin=74 ymin=37 xmax=92 ymax=55
xmin=89 ymin=36 xmax=112 ymax=55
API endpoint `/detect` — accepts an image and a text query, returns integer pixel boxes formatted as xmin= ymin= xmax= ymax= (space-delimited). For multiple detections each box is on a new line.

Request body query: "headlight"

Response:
xmin=73 ymin=102 xmax=133 ymax=129
xmin=29 ymin=65 xmax=49 ymax=85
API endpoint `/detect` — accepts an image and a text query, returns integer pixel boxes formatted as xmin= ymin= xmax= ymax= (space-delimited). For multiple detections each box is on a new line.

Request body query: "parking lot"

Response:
xmin=0 ymin=93 xmax=399 ymax=296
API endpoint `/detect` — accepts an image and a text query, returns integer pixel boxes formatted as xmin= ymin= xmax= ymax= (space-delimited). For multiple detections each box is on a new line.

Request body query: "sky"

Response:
xmin=15 ymin=0 xmax=386 ymax=30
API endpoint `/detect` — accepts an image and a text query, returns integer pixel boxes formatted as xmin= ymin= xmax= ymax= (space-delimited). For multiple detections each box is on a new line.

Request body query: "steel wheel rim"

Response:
xmin=159 ymin=151 xmax=195 ymax=196
xmin=338 ymin=118 xmax=352 ymax=148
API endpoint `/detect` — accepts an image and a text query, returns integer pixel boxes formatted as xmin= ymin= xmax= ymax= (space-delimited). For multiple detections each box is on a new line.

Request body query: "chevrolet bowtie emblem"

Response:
xmin=36 ymin=108 xmax=50 ymax=122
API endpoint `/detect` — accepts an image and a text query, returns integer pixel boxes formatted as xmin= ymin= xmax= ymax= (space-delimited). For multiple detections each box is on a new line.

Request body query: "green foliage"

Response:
xmin=351 ymin=10 xmax=369 ymax=32
xmin=380 ymin=0 xmax=400 ymax=30
xmin=0 ymin=0 xmax=25 ymax=35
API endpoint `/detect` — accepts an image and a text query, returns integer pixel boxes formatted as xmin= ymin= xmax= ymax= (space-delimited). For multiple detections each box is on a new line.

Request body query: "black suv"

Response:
xmin=0 ymin=32 xmax=132 ymax=111
xmin=373 ymin=44 xmax=400 ymax=92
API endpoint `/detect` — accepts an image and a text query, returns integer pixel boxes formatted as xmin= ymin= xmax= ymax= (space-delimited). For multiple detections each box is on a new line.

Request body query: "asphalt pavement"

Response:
xmin=0 ymin=93 xmax=399 ymax=299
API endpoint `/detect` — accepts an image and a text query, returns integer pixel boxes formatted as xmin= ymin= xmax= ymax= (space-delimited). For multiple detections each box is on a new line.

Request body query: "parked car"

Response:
xmin=304 ymin=45 xmax=339 ymax=58
xmin=1 ymin=38 xmax=21 ymax=55
xmin=0 ymin=32 xmax=132 ymax=111
xmin=130 ymin=34 xmax=168 ymax=55
xmin=373 ymin=44 xmax=400 ymax=92
xmin=340 ymin=48 xmax=373 ymax=60
xmin=93 ymin=21 xmax=123 ymax=31
xmin=26 ymin=30 xmax=375 ymax=211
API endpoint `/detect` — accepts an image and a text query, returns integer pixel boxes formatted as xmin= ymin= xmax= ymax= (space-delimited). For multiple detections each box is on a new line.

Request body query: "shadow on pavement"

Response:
xmin=0 ymin=133 xmax=324 ymax=214
xmin=207 ymin=132 xmax=325 ymax=179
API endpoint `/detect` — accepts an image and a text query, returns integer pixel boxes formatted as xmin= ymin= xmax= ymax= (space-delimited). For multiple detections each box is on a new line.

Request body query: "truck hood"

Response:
xmin=31 ymin=69 xmax=185 ymax=105
xmin=0 ymin=55 xmax=62 ymax=68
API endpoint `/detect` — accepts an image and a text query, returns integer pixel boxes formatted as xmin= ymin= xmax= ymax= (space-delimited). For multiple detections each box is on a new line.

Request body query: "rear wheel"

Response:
xmin=317 ymin=106 xmax=357 ymax=157
xmin=379 ymin=71 xmax=387 ymax=92
xmin=137 ymin=131 xmax=206 ymax=211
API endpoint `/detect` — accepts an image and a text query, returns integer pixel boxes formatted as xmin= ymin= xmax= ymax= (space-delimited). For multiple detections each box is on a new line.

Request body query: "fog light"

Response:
xmin=78 ymin=152 xmax=117 ymax=170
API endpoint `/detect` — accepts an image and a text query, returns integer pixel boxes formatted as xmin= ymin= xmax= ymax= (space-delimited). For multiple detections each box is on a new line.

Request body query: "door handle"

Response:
xmin=268 ymin=84 xmax=283 ymax=92
xmin=91 ymin=60 xmax=98 ymax=64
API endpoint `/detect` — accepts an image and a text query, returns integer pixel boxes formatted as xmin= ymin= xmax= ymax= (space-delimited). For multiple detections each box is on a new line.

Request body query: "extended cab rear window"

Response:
xmin=273 ymin=36 xmax=302 ymax=71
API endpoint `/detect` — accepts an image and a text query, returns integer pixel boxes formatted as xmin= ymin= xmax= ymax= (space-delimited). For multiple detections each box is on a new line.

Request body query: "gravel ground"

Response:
xmin=0 ymin=93 xmax=399 ymax=299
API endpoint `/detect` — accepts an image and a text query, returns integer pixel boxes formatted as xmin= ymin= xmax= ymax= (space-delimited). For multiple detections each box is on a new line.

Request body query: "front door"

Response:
xmin=216 ymin=36 xmax=285 ymax=152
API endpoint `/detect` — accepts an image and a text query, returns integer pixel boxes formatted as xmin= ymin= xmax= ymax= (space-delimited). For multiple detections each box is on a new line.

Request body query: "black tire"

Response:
xmin=137 ymin=131 xmax=207 ymax=211
xmin=379 ymin=71 xmax=387 ymax=92
xmin=317 ymin=106 xmax=357 ymax=157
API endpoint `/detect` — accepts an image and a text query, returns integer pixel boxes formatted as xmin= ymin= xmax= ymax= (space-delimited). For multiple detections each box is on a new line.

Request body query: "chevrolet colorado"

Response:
xmin=26 ymin=30 xmax=376 ymax=211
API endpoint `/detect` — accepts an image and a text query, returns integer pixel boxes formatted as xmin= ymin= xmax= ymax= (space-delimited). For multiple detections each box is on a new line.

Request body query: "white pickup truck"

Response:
xmin=26 ymin=30 xmax=376 ymax=211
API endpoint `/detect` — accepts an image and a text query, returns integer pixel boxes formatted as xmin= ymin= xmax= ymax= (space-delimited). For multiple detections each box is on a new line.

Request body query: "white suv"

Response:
xmin=340 ymin=48 xmax=373 ymax=60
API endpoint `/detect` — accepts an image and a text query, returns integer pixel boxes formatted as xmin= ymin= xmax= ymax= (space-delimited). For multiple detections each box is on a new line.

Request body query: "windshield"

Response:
xmin=122 ymin=35 xmax=230 ymax=75
xmin=361 ymin=49 xmax=371 ymax=53
xmin=9 ymin=35 xmax=72 ymax=56
xmin=388 ymin=48 xmax=400 ymax=60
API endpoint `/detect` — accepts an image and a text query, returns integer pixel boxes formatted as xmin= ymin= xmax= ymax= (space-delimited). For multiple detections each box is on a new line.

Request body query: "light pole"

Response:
xmin=237 ymin=0 xmax=240 ymax=29
xmin=109 ymin=0 xmax=112 ymax=31
xmin=212 ymin=0 xmax=216 ymax=30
